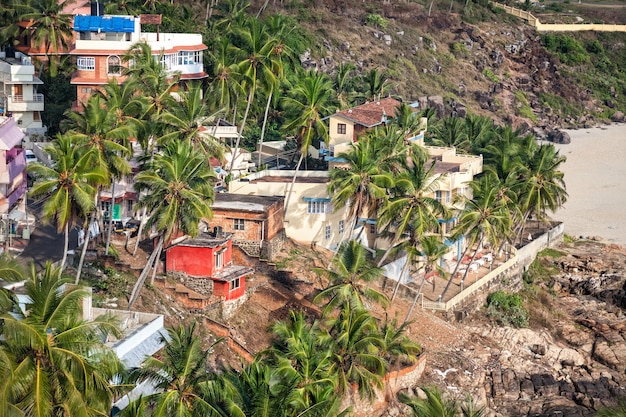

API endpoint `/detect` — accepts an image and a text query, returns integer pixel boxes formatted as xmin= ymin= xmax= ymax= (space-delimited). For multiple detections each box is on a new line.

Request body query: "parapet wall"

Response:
xmin=493 ymin=2 xmax=626 ymax=32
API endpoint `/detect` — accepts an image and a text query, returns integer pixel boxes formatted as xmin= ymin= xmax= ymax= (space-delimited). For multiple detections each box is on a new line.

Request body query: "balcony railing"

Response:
xmin=8 ymin=94 xmax=44 ymax=103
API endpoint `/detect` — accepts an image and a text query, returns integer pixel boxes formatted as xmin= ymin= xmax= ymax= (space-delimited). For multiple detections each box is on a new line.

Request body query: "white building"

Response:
xmin=0 ymin=51 xmax=46 ymax=137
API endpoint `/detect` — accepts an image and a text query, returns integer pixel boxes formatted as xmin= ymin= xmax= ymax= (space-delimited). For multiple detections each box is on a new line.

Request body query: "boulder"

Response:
xmin=547 ymin=129 xmax=571 ymax=144
xmin=611 ymin=111 xmax=625 ymax=122
xmin=427 ymin=96 xmax=445 ymax=119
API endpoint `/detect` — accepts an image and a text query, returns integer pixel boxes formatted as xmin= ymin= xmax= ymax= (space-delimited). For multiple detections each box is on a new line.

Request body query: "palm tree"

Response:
xmin=158 ymin=82 xmax=225 ymax=159
xmin=256 ymin=15 xmax=297 ymax=168
xmin=63 ymin=94 xmax=134 ymax=280
xmin=597 ymin=401 xmax=626 ymax=417
xmin=206 ymin=37 xmax=243 ymax=125
xmin=131 ymin=322 xmax=237 ymax=417
xmin=379 ymin=316 xmax=422 ymax=368
xmin=439 ymin=176 xmax=514 ymax=301
xmin=362 ymin=68 xmax=390 ymax=101
xmin=228 ymin=19 xmax=277 ymax=174
xmin=123 ymin=42 xmax=179 ymax=130
xmin=328 ymin=136 xmax=394 ymax=247
xmin=260 ymin=311 xmax=342 ymax=416
xmin=334 ymin=62 xmax=357 ymax=108
xmin=282 ymin=70 xmax=335 ymax=215
xmin=515 ymin=143 xmax=568 ymax=243
xmin=377 ymin=151 xmax=447 ymax=300
xmin=313 ymin=240 xmax=388 ymax=316
xmin=431 ymin=116 xmax=470 ymax=152
xmin=323 ymin=306 xmax=386 ymax=401
xmin=0 ymin=262 xmax=123 ymax=416
xmin=465 ymin=114 xmax=494 ymax=154
xmin=96 ymin=79 xmax=146 ymax=256
xmin=19 ymin=0 xmax=74 ymax=76
xmin=399 ymin=386 xmax=460 ymax=417
xmin=404 ymin=234 xmax=449 ymax=323
xmin=128 ymin=140 xmax=215 ymax=310
xmin=28 ymin=134 xmax=107 ymax=278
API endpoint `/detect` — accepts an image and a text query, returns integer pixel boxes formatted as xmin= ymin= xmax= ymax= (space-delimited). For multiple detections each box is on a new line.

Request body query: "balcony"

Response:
xmin=6 ymin=94 xmax=44 ymax=112
xmin=7 ymin=149 xmax=26 ymax=182
xmin=6 ymin=181 xmax=26 ymax=209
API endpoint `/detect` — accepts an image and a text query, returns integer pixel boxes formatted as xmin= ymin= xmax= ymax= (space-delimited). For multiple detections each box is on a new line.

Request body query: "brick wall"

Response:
xmin=211 ymin=199 xmax=284 ymax=244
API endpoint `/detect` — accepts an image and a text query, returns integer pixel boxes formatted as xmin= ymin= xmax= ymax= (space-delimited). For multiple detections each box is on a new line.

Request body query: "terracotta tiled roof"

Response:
xmin=180 ymin=72 xmax=209 ymax=80
xmin=333 ymin=97 xmax=402 ymax=127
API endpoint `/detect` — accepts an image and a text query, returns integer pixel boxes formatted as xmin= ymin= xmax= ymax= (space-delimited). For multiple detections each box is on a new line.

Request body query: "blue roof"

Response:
xmin=74 ymin=15 xmax=135 ymax=33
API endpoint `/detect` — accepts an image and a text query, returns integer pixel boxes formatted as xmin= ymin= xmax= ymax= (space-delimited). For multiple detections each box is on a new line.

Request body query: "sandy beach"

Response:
xmin=552 ymin=123 xmax=626 ymax=246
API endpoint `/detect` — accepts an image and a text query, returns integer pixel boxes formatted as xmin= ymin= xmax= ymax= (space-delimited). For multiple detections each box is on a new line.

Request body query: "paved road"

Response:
xmin=19 ymin=223 xmax=78 ymax=271
xmin=16 ymin=198 xmax=78 ymax=271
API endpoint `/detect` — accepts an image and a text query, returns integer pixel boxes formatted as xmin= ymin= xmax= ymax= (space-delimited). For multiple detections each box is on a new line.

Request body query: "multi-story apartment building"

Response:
xmin=0 ymin=51 xmax=46 ymax=137
xmin=70 ymin=10 xmax=208 ymax=106
xmin=0 ymin=117 xmax=28 ymax=238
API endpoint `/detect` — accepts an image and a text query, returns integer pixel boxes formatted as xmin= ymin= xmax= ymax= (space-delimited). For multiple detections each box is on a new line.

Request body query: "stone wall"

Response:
xmin=341 ymin=355 xmax=427 ymax=414
xmin=233 ymin=230 xmax=285 ymax=261
xmin=181 ymin=276 xmax=214 ymax=296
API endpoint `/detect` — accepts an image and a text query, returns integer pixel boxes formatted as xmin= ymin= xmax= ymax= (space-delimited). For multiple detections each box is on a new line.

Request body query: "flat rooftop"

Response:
xmin=431 ymin=159 xmax=461 ymax=175
xmin=248 ymin=176 xmax=329 ymax=184
xmin=172 ymin=231 xmax=232 ymax=248
xmin=213 ymin=193 xmax=283 ymax=212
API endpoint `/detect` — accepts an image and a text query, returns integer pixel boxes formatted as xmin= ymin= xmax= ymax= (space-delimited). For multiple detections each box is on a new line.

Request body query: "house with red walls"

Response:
xmin=164 ymin=229 xmax=253 ymax=302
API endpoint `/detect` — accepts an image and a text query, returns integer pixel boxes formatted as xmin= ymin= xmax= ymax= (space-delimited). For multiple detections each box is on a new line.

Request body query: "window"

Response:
xmin=435 ymin=191 xmax=451 ymax=204
xmin=325 ymin=225 xmax=331 ymax=240
xmin=33 ymin=112 xmax=41 ymax=121
xmin=337 ymin=123 xmax=347 ymax=134
xmin=369 ymin=223 xmax=376 ymax=235
xmin=126 ymin=199 xmax=134 ymax=214
xmin=229 ymin=278 xmax=240 ymax=291
xmin=234 ymin=219 xmax=245 ymax=231
xmin=178 ymin=50 xmax=201 ymax=65
xmin=77 ymin=57 xmax=95 ymax=71
xmin=81 ymin=87 xmax=92 ymax=94
xmin=307 ymin=201 xmax=331 ymax=214
xmin=215 ymin=249 xmax=224 ymax=270
xmin=338 ymin=220 xmax=345 ymax=235
xmin=107 ymin=55 xmax=122 ymax=75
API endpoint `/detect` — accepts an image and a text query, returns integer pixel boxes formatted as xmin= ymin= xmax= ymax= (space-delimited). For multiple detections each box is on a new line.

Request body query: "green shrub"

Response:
xmin=542 ymin=34 xmax=590 ymax=65
xmin=486 ymin=291 xmax=529 ymax=328
xmin=451 ymin=41 xmax=468 ymax=57
xmin=365 ymin=13 xmax=388 ymax=29
xmin=482 ymin=68 xmax=499 ymax=83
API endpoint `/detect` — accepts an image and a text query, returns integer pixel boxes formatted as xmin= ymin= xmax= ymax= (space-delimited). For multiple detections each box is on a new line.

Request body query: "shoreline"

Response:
xmin=552 ymin=123 xmax=626 ymax=246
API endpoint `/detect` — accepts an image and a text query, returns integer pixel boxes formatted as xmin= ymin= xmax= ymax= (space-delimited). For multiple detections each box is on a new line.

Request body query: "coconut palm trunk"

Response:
xmin=104 ymin=181 xmax=116 ymax=255
xmin=150 ymin=243 xmax=164 ymax=285
xmin=391 ymin=252 xmax=412 ymax=301
xmin=257 ymin=91 xmax=273 ymax=168
xmin=283 ymin=152 xmax=304 ymax=217
xmin=75 ymin=212 xmax=95 ymax=284
xmin=60 ymin=222 xmax=69 ymax=278
xmin=128 ymin=235 xmax=164 ymax=310
xmin=439 ymin=239 xmax=472 ymax=302
xmin=133 ymin=207 xmax=147 ymax=256
xmin=404 ymin=271 xmax=429 ymax=324
xmin=228 ymin=87 xmax=254 ymax=174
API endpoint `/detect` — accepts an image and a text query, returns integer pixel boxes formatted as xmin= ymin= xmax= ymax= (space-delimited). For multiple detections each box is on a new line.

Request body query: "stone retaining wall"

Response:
xmin=341 ymin=354 xmax=427 ymax=414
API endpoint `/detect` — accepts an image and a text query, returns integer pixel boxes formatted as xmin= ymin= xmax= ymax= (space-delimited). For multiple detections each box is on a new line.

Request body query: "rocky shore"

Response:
xmin=387 ymin=239 xmax=626 ymax=417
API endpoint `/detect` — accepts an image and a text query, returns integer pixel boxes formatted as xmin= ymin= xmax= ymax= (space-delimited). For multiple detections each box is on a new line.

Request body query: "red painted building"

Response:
xmin=165 ymin=230 xmax=253 ymax=301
